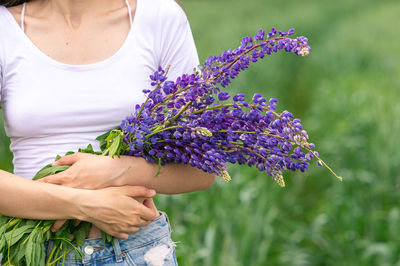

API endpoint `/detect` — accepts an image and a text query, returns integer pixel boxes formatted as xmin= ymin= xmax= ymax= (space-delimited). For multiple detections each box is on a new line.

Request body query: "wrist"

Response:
xmin=69 ymin=189 xmax=92 ymax=221
xmin=121 ymin=156 xmax=157 ymax=186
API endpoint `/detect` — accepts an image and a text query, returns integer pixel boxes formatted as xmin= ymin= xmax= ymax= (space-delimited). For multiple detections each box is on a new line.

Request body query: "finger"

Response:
xmin=122 ymin=186 xmax=156 ymax=199
xmin=141 ymin=199 xmax=159 ymax=220
xmin=110 ymin=226 xmax=140 ymax=239
xmin=51 ymin=220 xmax=67 ymax=232
xmin=134 ymin=217 xmax=151 ymax=227
xmin=74 ymin=220 xmax=81 ymax=226
xmin=142 ymin=199 xmax=156 ymax=210
xmin=122 ymin=187 xmax=158 ymax=220
xmin=127 ymin=226 xmax=140 ymax=234
xmin=52 ymin=153 xmax=81 ymax=166
xmin=133 ymin=197 xmax=146 ymax=204
xmin=117 ymin=233 xmax=129 ymax=240
xmin=136 ymin=203 xmax=159 ymax=221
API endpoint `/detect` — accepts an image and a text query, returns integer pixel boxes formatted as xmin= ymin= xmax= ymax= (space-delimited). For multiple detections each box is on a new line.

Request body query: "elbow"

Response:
xmin=199 ymin=173 xmax=217 ymax=190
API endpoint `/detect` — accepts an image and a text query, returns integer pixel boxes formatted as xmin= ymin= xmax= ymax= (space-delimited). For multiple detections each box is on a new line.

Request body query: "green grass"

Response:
xmin=1 ymin=0 xmax=400 ymax=265
xmin=0 ymin=111 xmax=12 ymax=172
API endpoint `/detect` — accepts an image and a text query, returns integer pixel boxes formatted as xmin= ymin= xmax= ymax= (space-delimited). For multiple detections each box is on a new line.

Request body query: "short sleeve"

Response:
xmin=157 ymin=0 xmax=200 ymax=80
xmin=0 ymin=7 xmax=4 ymax=106
xmin=0 ymin=65 xmax=3 ymax=103
xmin=0 ymin=42 xmax=3 ymax=107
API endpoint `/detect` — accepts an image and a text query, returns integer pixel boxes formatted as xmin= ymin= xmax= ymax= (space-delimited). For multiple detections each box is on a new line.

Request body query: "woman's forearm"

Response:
xmin=39 ymin=153 xmax=216 ymax=193
xmin=120 ymin=156 xmax=216 ymax=194
xmin=0 ymin=170 xmax=83 ymax=220
xmin=0 ymin=169 xmax=159 ymax=238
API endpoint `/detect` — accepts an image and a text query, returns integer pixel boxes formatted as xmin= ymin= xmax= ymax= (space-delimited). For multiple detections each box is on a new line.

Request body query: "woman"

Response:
xmin=0 ymin=0 xmax=215 ymax=264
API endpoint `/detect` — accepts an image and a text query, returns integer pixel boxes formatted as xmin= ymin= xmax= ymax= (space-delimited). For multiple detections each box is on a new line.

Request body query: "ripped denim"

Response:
xmin=45 ymin=212 xmax=178 ymax=266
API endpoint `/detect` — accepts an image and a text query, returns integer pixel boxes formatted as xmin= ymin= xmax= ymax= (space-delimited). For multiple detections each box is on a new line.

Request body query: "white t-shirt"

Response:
xmin=0 ymin=0 xmax=200 ymax=179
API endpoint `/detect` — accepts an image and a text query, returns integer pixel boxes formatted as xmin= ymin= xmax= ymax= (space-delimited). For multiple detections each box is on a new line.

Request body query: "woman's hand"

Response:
xmin=37 ymin=153 xmax=159 ymax=234
xmin=39 ymin=152 xmax=131 ymax=189
xmin=76 ymin=185 xmax=159 ymax=239
xmin=39 ymin=150 xmax=216 ymax=195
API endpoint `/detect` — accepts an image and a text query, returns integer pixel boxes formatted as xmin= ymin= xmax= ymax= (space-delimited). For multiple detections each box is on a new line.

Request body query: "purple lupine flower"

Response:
xmin=102 ymin=27 xmax=341 ymax=188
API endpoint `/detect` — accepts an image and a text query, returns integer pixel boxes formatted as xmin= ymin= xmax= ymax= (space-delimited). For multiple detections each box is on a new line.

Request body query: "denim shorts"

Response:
xmin=45 ymin=212 xmax=178 ymax=266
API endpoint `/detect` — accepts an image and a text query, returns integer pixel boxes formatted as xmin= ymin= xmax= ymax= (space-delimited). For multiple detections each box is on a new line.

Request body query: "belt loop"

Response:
xmin=113 ymin=238 xmax=124 ymax=263
xmin=162 ymin=212 xmax=172 ymax=234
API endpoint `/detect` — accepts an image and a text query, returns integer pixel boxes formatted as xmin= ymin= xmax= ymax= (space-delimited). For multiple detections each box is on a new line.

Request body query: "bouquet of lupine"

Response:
xmin=0 ymin=27 xmax=341 ymax=265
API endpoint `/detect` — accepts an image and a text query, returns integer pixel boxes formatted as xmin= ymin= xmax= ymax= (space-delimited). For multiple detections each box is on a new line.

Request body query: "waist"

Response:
xmin=46 ymin=211 xmax=172 ymax=264
xmin=10 ymin=133 xmax=103 ymax=179
xmin=86 ymin=211 xmax=167 ymax=245
xmin=88 ymin=199 xmax=159 ymax=238
xmin=87 ymin=209 xmax=161 ymax=238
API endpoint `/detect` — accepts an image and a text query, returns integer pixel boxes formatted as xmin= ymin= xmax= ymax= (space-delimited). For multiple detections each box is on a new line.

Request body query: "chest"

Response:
xmin=1 ymin=40 xmax=157 ymax=138
xmin=10 ymin=4 xmax=132 ymax=65
xmin=26 ymin=21 xmax=131 ymax=65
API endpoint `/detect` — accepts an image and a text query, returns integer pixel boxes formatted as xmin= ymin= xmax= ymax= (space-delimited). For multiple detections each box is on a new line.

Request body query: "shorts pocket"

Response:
xmin=125 ymin=234 xmax=177 ymax=266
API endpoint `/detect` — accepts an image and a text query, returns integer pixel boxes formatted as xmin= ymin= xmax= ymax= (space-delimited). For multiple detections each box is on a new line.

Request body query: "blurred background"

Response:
xmin=1 ymin=0 xmax=400 ymax=265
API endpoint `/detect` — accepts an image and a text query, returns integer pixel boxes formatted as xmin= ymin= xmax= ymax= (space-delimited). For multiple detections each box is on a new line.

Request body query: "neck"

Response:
xmin=40 ymin=0 xmax=125 ymax=28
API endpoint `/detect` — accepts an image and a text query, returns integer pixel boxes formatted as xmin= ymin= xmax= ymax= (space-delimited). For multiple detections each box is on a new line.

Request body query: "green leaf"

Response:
xmin=0 ymin=222 xmax=8 ymax=237
xmin=96 ymin=129 xmax=112 ymax=141
xmin=38 ymin=245 xmax=45 ymax=266
xmin=104 ymin=130 xmax=120 ymax=145
xmin=44 ymin=229 xmax=51 ymax=241
xmin=6 ymin=218 xmax=22 ymax=230
xmin=33 ymin=165 xmax=70 ymax=180
xmin=33 ymin=145 xmax=103 ymax=181
xmin=4 ymin=225 xmax=34 ymax=246
xmin=97 ymin=136 xmax=108 ymax=153
xmin=34 ymin=232 xmax=44 ymax=266
xmin=0 ymin=232 xmax=6 ymax=251
xmin=8 ymin=243 xmax=21 ymax=264
xmin=101 ymin=230 xmax=113 ymax=245
xmin=41 ymin=220 xmax=55 ymax=228
xmin=101 ymin=231 xmax=108 ymax=247
xmin=78 ymin=144 xmax=101 ymax=155
xmin=96 ymin=127 xmax=120 ymax=142
xmin=78 ymin=144 xmax=94 ymax=153
xmin=72 ymin=221 xmax=91 ymax=247
xmin=54 ymin=220 xmax=73 ymax=239
xmin=14 ymin=240 xmax=26 ymax=262
xmin=25 ymin=220 xmax=37 ymax=226
xmin=107 ymin=233 xmax=113 ymax=244
xmin=25 ymin=238 xmax=35 ymax=266
xmin=108 ymin=134 xmax=122 ymax=158
xmin=24 ymin=229 xmax=38 ymax=266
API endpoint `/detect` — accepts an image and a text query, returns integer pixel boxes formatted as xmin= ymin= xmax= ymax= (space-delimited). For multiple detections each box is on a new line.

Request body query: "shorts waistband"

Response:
xmin=47 ymin=211 xmax=171 ymax=264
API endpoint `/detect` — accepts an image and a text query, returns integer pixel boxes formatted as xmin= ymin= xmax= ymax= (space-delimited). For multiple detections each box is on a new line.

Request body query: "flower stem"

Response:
xmin=212 ymin=36 xmax=286 ymax=80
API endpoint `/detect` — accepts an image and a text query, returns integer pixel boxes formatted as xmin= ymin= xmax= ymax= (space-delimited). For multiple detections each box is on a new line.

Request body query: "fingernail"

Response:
xmin=51 ymin=227 xmax=56 ymax=232
xmin=149 ymin=189 xmax=156 ymax=195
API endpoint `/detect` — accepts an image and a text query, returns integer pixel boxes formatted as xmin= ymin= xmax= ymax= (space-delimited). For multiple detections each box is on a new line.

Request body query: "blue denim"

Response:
xmin=45 ymin=212 xmax=178 ymax=266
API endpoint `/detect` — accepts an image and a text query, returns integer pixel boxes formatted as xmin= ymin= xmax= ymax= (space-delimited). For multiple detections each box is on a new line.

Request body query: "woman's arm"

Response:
xmin=39 ymin=153 xmax=216 ymax=194
xmin=0 ymin=170 xmax=83 ymax=219
xmin=126 ymin=157 xmax=217 ymax=194
xmin=0 ymin=170 xmax=158 ymax=239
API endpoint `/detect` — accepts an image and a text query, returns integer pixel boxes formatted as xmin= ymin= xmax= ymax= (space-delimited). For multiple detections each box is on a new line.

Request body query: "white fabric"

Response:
xmin=20 ymin=2 xmax=25 ymax=32
xmin=0 ymin=0 xmax=200 ymax=179
xmin=125 ymin=0 xmax=133 ymax=26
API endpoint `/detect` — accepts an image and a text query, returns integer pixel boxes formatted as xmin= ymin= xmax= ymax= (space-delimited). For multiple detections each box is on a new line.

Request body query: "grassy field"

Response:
xmin=1 ymin=0 xmax=400 ymax=265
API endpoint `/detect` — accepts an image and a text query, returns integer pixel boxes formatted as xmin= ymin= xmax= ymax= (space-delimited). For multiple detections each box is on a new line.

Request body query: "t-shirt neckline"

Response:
xmin=1 ymin=0 xmax=140 ymax=71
